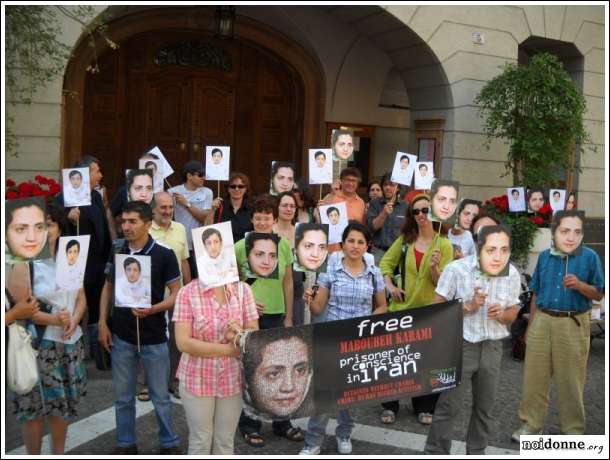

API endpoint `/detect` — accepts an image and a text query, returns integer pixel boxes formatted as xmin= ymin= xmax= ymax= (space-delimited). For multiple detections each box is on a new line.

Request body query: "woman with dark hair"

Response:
xmin=294 ymin=223 xmax=329 ymax=273
xmin=565 ymin=191 xmax=577 ymax=210
xmin=527 ymin=188 xmax=545 ymax=213
xmin=196 ymin=226 xmax=239 ymax=289
xmin=378 ymin=192 xmax=454 ymax=426
xmin=300 ymin=222 xmax=387 ymax=455
xmin=6 ymin=197 xmax=87 ymax=455
xmin=212 ymin=172 xmax=253 ymax=242
xmin=293 ymin=179 xmax=316 ymax=224
xmin=5 ymin=197 xmax=49 ymax=262
xmin=126 ymin=169 xmax=154 ymax=204
xmin=448 ymin=199 xmax=480 ymax=258
xmin=242 ymin=326 xmax=314 ymax=420
xmin=273 ymin=191 xmax=298 ymax=246
xmin=270 ymin=161 xmax=295 ymax=195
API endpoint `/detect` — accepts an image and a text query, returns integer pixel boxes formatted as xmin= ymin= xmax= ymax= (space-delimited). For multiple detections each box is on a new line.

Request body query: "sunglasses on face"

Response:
xmin=412 ymin=207 xmax=430 ymax=216
xmin=229 ymin=184 xmax=246 ymax=190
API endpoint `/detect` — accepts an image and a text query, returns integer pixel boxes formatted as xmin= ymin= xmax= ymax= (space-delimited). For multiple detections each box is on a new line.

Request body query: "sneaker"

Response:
xmin=511 ymin=424 xmax=542 ymax=442
xmin=113 ymin=445 xmax=138 ymax=455
xmin=337 ymin=437 xmax=352 ymax=454
xmin=299 ymin=444 xmax=321 ymax=455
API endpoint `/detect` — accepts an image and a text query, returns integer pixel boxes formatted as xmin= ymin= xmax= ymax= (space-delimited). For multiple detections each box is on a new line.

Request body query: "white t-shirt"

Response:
xmin=57 ymin=263 xmax=85 ymax=291
xmin=168 ymin=184 xmax=213 ymax=249
xmin=448 ymin=228 xmax=476 ymax=257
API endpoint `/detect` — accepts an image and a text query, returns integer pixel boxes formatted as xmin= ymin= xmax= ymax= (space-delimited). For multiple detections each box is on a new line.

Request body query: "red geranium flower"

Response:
xmin=6 ymin=178 xmax=16 ymax=187
xmin=528 ymin=216 xmax=544 ymax=226
xmin=6 ymin=191 xmax=20 ymax=200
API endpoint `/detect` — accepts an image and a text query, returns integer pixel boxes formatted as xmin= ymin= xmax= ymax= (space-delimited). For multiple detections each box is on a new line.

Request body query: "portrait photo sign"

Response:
xmin=205 ymin=145 xmax=231 ymax=181
xmin=55 ymin=235 xmax=90 ymax=291
xmin=62 ymin=167 xmax=91 ymax=207
xmin=114 ymin=254 xmax=152 ymax=309
xmin=193 ymin=221 xmax=240 ymax=289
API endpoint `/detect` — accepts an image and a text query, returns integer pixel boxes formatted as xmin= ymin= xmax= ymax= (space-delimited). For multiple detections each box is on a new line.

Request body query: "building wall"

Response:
xmin=384 ymin=4 xmax=605 ymax=216
xmin=5 ymin=5 xmax=605 ymax=217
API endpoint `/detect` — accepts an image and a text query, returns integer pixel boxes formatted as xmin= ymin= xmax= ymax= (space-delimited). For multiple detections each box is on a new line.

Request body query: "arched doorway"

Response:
xmin=62 ymin=7 xmax=325 ymax=195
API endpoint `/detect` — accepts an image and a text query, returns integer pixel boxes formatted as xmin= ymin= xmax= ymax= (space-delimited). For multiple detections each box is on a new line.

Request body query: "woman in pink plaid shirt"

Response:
xmin=173 ymin=281 xmax=259 ymax=454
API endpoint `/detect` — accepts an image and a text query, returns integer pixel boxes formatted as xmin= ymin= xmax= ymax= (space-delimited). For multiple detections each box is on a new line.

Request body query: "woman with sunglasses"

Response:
xmin=212 ymin=172 xmax=253 ymax=242
xmin=378 ymin=192 xmax=454 ymax=427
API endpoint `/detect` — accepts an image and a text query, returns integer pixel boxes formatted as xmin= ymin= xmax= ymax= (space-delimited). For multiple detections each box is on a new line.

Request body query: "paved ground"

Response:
xmin=4 ymin=336 xmax=606 ymax=455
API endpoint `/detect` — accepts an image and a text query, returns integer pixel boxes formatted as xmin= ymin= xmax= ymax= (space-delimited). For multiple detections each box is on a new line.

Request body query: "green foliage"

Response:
xmin=5 ymin=6 xmax=113 ymax=156
xmin=482 ymin=203 xmax=539 ymax=270
xmin=475 ymin=52 xmax=593 ymax=188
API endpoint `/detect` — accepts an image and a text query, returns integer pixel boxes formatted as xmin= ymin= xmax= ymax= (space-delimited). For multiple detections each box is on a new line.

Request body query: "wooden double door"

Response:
xmin=83 ymin=30 xmax=303 ymax=196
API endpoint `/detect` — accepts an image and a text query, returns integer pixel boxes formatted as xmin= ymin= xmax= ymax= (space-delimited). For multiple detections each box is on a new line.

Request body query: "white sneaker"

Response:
xmin=337 ymin=437 xmax=352 ymax=454
xmin=299 ymin=444 xmax=321 ymax=455
xmin=511 ymin=424 xmax=542 ymax=442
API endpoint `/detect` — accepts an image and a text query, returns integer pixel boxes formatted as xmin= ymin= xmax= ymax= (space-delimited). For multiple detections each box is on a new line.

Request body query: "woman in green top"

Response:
xmin=378 ymin=192 xmax=453 ymax=426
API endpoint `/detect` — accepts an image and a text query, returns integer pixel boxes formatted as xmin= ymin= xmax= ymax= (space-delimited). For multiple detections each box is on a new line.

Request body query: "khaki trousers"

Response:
xmin=518 ymin=310 xmax=590 ymax=434
xmin=179 ymin=382 xmax=243 ymax=454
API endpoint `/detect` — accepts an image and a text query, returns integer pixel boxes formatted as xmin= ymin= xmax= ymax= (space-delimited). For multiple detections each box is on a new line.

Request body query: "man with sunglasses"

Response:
xmin=168 ymin=160 xmax=213 ymax=278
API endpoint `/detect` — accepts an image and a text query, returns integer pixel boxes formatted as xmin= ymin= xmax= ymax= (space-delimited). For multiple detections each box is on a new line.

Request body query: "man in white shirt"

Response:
xmin=425 ymin=224 xmax=520 ymax=455
xmin=168 ymin=161 xmax=213 ymax=278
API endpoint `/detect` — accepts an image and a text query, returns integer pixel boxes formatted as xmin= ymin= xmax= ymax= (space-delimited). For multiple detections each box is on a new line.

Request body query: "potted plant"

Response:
xmin=474 ymin=52 xmax=593 ymax=272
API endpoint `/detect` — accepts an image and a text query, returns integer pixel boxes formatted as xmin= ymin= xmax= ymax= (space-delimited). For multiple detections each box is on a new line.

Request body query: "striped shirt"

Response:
xmin=435 ymin=255 xmax=521 ymax=343
xmin=318 ymin=253 xmax=384 ymax=322
xmin=173 ymin=281 xmax=258 ymax=397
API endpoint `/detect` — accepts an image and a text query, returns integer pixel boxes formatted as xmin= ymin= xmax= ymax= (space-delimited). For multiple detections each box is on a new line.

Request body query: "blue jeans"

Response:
xmin=304 ymin=410 xmax=354 ymax=447
xmin=111 ymin=335 xmax=180 ymax=448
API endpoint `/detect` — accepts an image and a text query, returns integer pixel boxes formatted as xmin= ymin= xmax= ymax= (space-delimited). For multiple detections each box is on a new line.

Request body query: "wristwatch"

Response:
xmin=186 ymin=202 xmax=191 ymax=208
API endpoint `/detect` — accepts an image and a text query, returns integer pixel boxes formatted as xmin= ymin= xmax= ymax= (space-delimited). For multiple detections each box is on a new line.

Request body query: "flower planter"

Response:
xmin=526 ymin=228 xmax=552 ymax=275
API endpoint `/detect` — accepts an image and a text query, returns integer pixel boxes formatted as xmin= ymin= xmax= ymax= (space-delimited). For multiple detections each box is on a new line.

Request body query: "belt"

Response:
xmin=540 ymin=308 xmax=589 ymax=327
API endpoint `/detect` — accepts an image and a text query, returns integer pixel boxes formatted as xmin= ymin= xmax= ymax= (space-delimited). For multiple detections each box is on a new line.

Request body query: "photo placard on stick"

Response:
xmin=414 ymin=162 xmax=434 ymax=190
xmin=308 ymin=149 xmax=333 ymax=185
xmin=62 ymin=167 xmax=91 ymax=207
xmin=114 ymin=254 xmax=152 ymax=308
xmin=549 ymin=189 xmax=566 ymax=213
xmin=5 ymin=196 xmax=51 ymax=261
xmin=126 ymin=169 xmax=154 ymax=204
xmin=147 ymin=146 xmax=174 ymax=179
xmin=319 ymin=202 xmax=348 ymax=245
xmin=506 ymin=187 xmax=526 ymax=212
xmin=550 ymin=210 xmax=585 ymax=258
xmin=270 ymin=161 xmax=296 ymax=195
xmin=56 ymin=235 xmax=90 ymax=291
xmin=244 ymin=232 xmax=280 ymax=279
xmin=294 ymin=223 xmax=329 ymax=273
xmin=139 ymin=158 xmax=163 ymax=193
xmin=193 ymin=221 xmax=239 ymax=289
xmin=476 ymin=225 xmax=511 ymax=277
xmin=390 ymin=152 xmax=417 ymax=186
xmin=331 ymin=129 xmax=355 ymax=161
xmin=428 ymin=179 xmax=460 ymax=224
xmin=205 ymin=146 xmax=230 ymax=181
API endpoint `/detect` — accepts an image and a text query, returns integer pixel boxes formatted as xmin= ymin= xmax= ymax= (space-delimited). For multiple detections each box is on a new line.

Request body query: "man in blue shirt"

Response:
xmin=512 ymin=210 xmax=604 ymax=440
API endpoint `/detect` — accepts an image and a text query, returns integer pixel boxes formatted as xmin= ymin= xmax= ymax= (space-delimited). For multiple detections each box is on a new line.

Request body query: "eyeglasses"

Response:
xmin=229 ymin=184 xmax=246 ymax=190
xmin=412 ymin=207 xmax=430 ymax=216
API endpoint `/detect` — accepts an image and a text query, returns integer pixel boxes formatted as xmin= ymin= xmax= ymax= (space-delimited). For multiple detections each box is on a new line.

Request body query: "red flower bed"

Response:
xmin=5 ymin=175 xmax=61 ymax=203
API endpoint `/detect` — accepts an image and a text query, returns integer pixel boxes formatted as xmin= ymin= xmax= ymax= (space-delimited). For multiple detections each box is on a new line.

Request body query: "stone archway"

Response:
xmin=62 ymin=6 xmax=326 ymax=194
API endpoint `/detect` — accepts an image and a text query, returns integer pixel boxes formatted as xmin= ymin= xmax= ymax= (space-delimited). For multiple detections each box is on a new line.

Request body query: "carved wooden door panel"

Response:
xmin=142 ymin=72 xmax=193 ymax=186
xmin=190 ymin=78 xmax=235 ymax=169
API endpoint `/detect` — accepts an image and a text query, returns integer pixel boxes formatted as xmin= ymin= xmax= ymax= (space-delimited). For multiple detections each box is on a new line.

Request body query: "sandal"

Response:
xmin=380 ymin=409 xmax=396 ymax=424
xmin=418 ymin=412 xmax=433 ymax=425
xmin=137 ymin=388 xmax=151 ymax=402
xmin=277 ymin=426 xmax=305 ymax=442
xmin=244 ymin=432 xmax=265 ymax=448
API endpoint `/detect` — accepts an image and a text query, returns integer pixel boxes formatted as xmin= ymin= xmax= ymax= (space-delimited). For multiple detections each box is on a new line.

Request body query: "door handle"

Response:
xmin=193 ymin=143 xmax=200 ymax=152
xmin=179 ymin=142 xmax=186 ymax=151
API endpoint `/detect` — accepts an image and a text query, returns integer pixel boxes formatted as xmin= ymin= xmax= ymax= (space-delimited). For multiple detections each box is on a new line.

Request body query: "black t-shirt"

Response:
xmin=107 ymin=236 xmax=180 ymax=345
xmin=216 ymin=198 xmax=253 ymax=242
